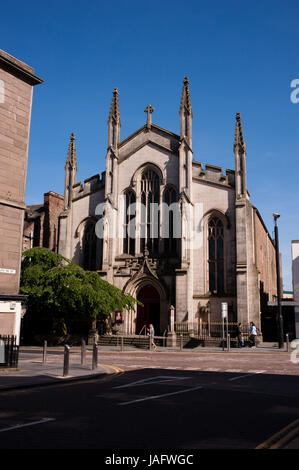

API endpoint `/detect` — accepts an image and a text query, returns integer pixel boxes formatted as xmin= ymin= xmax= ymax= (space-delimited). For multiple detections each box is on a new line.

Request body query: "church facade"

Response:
xmin=58 ymin=78 xmax=277 ymax=336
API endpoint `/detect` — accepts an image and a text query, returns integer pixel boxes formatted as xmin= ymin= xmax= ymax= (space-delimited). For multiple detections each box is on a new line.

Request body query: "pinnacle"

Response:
xmin=66 ymin=132 xmax=76 ymax=165
xmin=109 ymin=88 xmax=120 ymax=122
xmin=180 ymin=76 xmax=192 ymax=115
xmin=234 ymin=112 xmax=246 ymax=153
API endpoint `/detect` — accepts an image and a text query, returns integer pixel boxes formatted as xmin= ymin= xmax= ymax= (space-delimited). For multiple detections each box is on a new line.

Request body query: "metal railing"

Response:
xmin=0 ymin=335 xmax=19 ymax=368
xmin=138 ymin=324 xmax=147 ymax=336
xmin=174 ymin=321 xmax=255 ymax=342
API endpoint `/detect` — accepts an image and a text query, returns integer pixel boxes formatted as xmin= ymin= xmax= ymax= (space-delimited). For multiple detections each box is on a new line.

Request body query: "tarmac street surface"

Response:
xmin=0 ymin=345 xmax=299 ymax=450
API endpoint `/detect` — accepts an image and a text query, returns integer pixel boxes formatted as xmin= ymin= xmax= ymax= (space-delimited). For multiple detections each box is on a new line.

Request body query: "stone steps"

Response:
xmin=98 ymin=335 xmax=159 ymax=349
xmin=97 ymin=334 xmax=237 ymax=349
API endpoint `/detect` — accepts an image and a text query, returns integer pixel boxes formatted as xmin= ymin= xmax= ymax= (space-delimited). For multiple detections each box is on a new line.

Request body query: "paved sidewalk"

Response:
xmin=0 ymin=348 xmax=115 ymax=391
xmin=0 ymin=343 xmax=297 ymax=448
xmin=0 ymin=342 xmax=290 ymax=392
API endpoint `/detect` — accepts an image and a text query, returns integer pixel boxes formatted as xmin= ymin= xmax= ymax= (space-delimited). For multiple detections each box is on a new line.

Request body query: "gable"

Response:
xmin=118 ymin=141 xmax=179 ymax=193
xmin=118 ymin=124 xmax=180 ymax=163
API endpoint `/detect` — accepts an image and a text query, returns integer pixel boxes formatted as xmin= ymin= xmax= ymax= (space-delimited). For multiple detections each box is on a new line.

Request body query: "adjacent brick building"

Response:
xmin=0 ymin=49 xmax=42 ymax=342
xmin=23 ymin=191 xmax=64 ymax=253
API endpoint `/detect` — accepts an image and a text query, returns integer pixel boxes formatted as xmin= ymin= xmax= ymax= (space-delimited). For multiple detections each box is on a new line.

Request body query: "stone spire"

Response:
xmin=179 ymin=76 xmax=192 ymax=147
xmin=65 ymin=132 xmax=77 ymax=169
xmin=178 ymin=77 xmax=193 ymax=204
xmin=234 ymin=112 xmax=246 ymax=154
xmin=233 ymin=113 xmax=247 ymax=199
xmin=180 ymin=76 xmax=192 ymax=116
xmin=108 ymin=88 xmax=121 ymax=149
xmin=64 ymin=133 xmax=77 ymax=210
xmin=108 ymin=88 xmax=120 ymax=122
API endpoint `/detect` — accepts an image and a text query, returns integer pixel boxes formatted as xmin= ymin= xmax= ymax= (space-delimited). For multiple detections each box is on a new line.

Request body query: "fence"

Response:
xmin=0 ymin=335 xmax=19 ymax=368
xmin=174 ymin=321 xmax=254 ymax=344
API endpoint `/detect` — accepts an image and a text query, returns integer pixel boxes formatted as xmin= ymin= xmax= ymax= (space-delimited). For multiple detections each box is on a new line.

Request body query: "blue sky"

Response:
xmin=1 ymin=0 xmax=298 ymax=289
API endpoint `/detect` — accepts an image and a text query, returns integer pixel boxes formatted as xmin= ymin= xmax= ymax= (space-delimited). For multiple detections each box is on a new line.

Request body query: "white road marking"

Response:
xmin=229 ymin=370 xmax=265 ymax=381
xmin=113 ymin=376 xmax=189 ymax=389
xmin=0 ymin=418 xmax=55 ymax=433
xmin=118 ymin=386 xmax=203 ymax=406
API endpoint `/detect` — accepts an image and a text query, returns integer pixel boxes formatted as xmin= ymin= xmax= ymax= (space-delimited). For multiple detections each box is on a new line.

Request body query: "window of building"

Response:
xmin=208 ymin=216 xmax=224 ymax=293
xmin=123 ymin=190 xmax=136 ymax=256
xmin=140 ymin=169 xmax=160 ymax=255
xmin=83 ymin=221 xmax=97 ymax=271
xmin=163 ymin=187 xmax=178 ymax=254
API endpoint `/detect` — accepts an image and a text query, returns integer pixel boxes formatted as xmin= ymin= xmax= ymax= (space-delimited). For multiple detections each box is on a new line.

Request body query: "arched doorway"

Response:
xmin=136 ymin=285 xmax=160 ymax=335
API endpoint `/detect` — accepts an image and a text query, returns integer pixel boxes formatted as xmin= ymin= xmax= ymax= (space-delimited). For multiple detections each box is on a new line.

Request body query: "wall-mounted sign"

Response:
xmin=115 ymin=310 xmax=123 ymax=323
xmin=0 ymin=340 xmax=5 ymax=364
xmin=0 ymin=79 xmax=4 ymax=104
xmin=0 ymin=268 xmax=16 ymax=274
xmin=221 ymin=302 xmax=228 ymax=319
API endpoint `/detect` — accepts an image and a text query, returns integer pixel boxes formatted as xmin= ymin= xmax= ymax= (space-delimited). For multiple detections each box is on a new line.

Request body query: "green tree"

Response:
xmin=20 ymin=247 xmax=137 ymax=340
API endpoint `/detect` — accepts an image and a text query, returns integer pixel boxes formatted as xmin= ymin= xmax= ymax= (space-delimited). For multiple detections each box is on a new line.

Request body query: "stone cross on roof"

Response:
xmin=144 ymin=104 xmax=154 ymax=128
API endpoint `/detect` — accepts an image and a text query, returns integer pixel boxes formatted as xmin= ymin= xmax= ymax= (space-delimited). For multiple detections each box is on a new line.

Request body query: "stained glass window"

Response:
xmin=208 ymin=216 xmax=224 ymax=293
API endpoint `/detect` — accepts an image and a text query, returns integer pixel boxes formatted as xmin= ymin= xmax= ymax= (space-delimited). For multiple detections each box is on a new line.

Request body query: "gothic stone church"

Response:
xmin=58 ymin=78 xmax=277 ymax=336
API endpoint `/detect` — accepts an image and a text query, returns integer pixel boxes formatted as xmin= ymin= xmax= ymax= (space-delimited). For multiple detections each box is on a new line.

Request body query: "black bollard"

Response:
xmin=42 ymin=340 xmax=47 ymax=366
xmin=81 ymin=339 xmax=86 ymax=365
xmin=92 ymin=343 xmax=98 ymax=370
xmin=63 ymin=345 xmax=70 ymax=377
xmin=286 ymin=333 xmax=290 ymax=353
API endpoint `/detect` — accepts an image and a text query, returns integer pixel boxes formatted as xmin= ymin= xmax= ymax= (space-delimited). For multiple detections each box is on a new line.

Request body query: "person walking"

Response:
xmin=237 ymin=323 xmax=243 ymax=348
xmin=148 ymin=323 xmax=156 ymax=351
xmin=249 ymin=322 xmax=258 ymax=348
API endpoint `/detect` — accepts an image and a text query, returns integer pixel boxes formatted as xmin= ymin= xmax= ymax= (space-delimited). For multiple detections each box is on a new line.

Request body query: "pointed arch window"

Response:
xmin=140 ymin=169 xmax=160 ymax=255
xmin=123 ymin=190 xmax=136 ymax=256
xmin=83 ymin=221 xmax=97 ymax=271
xmin=163 ymin=187 xmax=178 ymax=254
xmin=208 ymin=216 xmax=225 ymax=294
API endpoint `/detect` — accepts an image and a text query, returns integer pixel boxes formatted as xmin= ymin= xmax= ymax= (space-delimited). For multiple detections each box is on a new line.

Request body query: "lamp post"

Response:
xmin=273 ymin=213 xmax=284 ymax=349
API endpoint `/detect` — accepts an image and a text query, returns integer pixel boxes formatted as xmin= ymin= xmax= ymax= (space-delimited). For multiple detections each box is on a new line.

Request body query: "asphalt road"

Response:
xmin=0 ymin=349 xmax=298 ymax=450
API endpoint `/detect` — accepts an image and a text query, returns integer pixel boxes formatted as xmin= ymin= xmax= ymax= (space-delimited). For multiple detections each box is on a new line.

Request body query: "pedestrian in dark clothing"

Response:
xmin=237 ymin=323 xmax=243 ymax=348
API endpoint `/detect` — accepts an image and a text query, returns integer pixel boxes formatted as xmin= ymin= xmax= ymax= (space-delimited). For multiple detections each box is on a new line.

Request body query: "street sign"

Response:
xmin=0 ymin=340 xmax=5 ymax=364
xmin=221 ymin=303 xmax=229 ymax=351
xmin=0 ymin=268 xmax=16 ymax=274
xmin=221 ymin=302 xmax=228 ymax=319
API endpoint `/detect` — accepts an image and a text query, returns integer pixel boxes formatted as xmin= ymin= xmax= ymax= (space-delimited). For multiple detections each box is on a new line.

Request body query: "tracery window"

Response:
xmin=163 ymin=187 xmax=178 ymax=254
xmin=140 ymin=169 xmax=160 ymax=255
xmin=83 ymin=221 xmax=97 ymax=271
xmin=208 ymin=216 xmax=225 ymax=293
xmin=123 ymin=190 xmax=136 ymax=256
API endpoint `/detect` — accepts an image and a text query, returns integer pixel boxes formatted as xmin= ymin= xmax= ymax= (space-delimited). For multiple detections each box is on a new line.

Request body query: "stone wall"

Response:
xmin=254 ymin=209 xmax=277 ymax=303
xmin=0 ymin=49 xmax=42 ymax=341
xmin=43 ymin=191 xmax=64 ymax=251
xmin=23 ymin=192 xmax=64 ymax=253
xmin=0 ymin=49 xmax=42 ymax=296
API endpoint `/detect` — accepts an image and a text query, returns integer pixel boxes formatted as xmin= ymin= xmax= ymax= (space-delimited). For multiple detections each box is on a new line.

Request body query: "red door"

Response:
xmin=136 ymin=285 xmax=160 ymax=335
